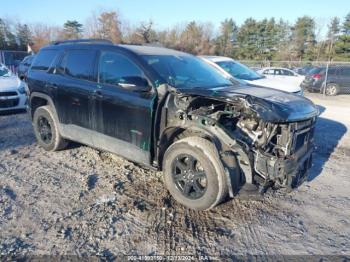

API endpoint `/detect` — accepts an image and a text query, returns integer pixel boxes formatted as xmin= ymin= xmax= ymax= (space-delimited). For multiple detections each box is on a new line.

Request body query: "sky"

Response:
xmin=0 ymin=0 xmax=348 ymax=36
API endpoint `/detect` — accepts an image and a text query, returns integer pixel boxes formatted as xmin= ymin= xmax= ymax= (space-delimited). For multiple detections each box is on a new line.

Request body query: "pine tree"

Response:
xmin=327 ymin=17 xmax=340 ymax=40
xmin=62 ymin=20 xmax=83 ymax=40
xmin=215 ymin=19 xmax=238 ymax=57
xmin=342 ymin=12 xmax=350 ymax=34
xmin=291 ymin=16 xmax=316 ymax=60
xmin=0 ymin=18 xmax=6 ymax=49
xmin=236 ymin=18 xmax=259 ymax=59
xmin=17 ymin=23 xmax=32 ymax=51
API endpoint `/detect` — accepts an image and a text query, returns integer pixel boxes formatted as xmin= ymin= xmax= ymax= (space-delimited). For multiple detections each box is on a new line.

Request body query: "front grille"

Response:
xmin=0 ymin=98 xmax=19 ymax=108
xmin=291 ymin=120 xmax=315 ymax=154
xmin=294 ymin=131 xmax=309 ymax=152
xmin=0 ymin=91 xmax=17 ymax=97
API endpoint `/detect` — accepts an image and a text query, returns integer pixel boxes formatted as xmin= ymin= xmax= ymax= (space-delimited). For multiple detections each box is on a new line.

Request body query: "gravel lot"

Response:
xmin=0 ymin=93 xmax=350 ymax=259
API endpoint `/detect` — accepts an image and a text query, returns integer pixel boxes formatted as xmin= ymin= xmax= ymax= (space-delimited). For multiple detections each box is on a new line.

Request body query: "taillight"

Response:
xmin=312 ymin=73 xmax=321 ymax=79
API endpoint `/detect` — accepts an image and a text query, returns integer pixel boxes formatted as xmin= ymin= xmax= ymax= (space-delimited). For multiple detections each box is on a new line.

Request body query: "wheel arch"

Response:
xmin=29 ymin=92 xmax=60 ymax=121
xmin=158 ymin=126 xmax=219 ymax=171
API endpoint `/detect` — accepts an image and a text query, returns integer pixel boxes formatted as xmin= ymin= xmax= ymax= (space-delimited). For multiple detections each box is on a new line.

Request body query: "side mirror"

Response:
xmin=118 ymin=76 xmax=151 ymax=92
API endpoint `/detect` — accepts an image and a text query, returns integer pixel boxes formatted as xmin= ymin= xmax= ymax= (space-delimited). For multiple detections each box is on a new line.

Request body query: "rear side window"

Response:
xmin=60 ymin=50 xmax=96 ymax=81
xmin=31 ymin=50 xmax=58 ymax=71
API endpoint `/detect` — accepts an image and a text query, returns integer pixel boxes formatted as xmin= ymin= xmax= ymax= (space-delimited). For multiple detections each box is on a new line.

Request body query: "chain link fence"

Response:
xmin=239 ymin=60 xmax=350 ymax=96
xmin=0 ymin=50 xmax=29 ymax=75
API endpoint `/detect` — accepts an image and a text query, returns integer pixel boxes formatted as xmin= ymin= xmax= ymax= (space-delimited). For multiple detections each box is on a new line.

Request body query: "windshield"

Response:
xmin=0 ymin=66 xmax=11 ymax=77
xmin=216 ymin=60 xmax=263 ymax=81
xmin=141 ymin=55 xmax=233 ymax=89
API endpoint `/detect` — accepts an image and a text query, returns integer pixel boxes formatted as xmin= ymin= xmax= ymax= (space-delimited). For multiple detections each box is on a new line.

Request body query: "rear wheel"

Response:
xmin=163 ymin=137 xmax=227 ymax=210
xmin=33 ymin=106 xmax=68 ymax=151
xmin=324 ymin=83 xmax=339 ymax=96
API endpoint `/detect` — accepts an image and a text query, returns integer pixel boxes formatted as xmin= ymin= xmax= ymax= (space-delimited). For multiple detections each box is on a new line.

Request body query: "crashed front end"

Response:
xmin=166 ymin=87 xmax=319 ymax=192
xmin=241 ymin=117 xmax=316 ymax=189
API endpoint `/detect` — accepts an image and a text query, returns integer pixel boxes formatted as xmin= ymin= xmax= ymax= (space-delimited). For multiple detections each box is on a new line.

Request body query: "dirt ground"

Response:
xmin=0 ymin=93 xmax=350 ymax=260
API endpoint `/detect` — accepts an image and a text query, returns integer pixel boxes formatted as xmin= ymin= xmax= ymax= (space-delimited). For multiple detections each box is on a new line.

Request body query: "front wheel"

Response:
xmin=163 ymin=137 xmax=228 ymax=210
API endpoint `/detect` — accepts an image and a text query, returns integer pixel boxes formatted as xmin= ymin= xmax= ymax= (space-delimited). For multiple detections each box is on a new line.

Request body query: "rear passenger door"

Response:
xmin=52 ymin=49 xmax=98 ymax=130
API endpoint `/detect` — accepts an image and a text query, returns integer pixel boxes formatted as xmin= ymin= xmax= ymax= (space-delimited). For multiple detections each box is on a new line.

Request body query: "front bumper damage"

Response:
xmin=254 ymin=147 xmax=313 ymax=189
xmin=163 ymin=92 xmax=318 ymax=195
xmin=250 ymin=117 xmax=316 ymax=190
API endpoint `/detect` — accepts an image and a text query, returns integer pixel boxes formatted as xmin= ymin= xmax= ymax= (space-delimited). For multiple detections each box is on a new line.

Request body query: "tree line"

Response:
xmin=0 ymin=11 xmax=349 ymax=61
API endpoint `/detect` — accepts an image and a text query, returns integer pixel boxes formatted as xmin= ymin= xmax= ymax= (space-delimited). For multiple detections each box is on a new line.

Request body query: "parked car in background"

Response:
xmin=26 ymin=39 xmax=318 ymax=210
xmin=257 ymin=67 xmax=305 ymax=87
xmin=294 ymin=65 xmax=315 ymax=76
xmin=301 ymin=65 xmax=350 ymax=96
xmin=18 ymin=55 xmax=35 ymax=80
xmin=200 ymin=56 xmax=303 ymax=95
xmin=0 ymin=63 xmax=27 ymax=113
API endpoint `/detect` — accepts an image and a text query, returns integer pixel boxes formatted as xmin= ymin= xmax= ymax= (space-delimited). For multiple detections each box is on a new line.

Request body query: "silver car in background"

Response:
xmin=0 ymin=63 xmax=27 ymax=113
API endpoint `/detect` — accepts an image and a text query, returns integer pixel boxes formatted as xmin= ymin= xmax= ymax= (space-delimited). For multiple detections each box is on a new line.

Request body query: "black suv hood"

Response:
xmin=176 ymin=85 xmax=319 ymax=123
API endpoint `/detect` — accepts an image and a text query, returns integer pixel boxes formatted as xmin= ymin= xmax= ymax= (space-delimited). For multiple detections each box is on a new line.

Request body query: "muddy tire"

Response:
xmin=163 ymin=137 xmax=227 ymax=210
xmin=33 ymin=106 xmax=68 ymax=151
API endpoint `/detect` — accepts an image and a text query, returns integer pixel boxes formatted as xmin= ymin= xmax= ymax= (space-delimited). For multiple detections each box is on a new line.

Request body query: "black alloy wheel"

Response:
xmin=37 ymin=116 xmax=53 ymax=144
xmin=171 ymin=154 xmax=207 ymax=200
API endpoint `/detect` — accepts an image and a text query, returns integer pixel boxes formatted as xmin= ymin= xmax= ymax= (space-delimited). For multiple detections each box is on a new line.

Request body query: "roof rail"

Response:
xmin=51 ymin=39 xmax=113 ymax=46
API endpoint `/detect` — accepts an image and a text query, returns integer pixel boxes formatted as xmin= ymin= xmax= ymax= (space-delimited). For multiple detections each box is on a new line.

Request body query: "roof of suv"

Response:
xmin=44 ymin=40 xmax=188 ymax=56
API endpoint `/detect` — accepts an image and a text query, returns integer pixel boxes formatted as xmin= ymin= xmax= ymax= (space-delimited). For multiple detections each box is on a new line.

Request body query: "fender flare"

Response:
xmin=29 ymin=92 xmax=61 ymax=125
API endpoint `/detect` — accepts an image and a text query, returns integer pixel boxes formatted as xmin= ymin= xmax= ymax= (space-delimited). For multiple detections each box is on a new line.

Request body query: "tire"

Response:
xmin=163 ymin=137 xmax=228 ymax=210
xmin=324 ymin=83 xmax=339 ymax=96
xmin=33 ymin=106 xmax=68 ymax=151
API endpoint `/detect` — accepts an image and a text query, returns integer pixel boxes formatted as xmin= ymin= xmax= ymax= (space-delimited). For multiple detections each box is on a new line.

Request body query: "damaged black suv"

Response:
xmin=27 ymin=39 xmax=319 ymax=210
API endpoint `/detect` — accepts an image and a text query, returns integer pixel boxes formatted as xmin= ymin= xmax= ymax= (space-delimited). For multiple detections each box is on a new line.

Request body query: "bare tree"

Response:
xmin=30 ymin=23 xmax=62 ymax=52
xmin=136 ymin=20 xmax=157 ymax=43
xmin=86 ymin=11 xmax=122 ymax=43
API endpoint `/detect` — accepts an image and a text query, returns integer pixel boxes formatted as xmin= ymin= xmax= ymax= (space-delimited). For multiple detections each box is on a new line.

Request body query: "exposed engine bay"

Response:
xmin=161 ymin=91 xmax=317 ymax=193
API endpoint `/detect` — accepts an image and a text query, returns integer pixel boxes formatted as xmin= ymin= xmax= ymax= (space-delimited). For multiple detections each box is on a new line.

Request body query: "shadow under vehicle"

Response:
xmin=26 ymin=39 xmax=319 ymax=210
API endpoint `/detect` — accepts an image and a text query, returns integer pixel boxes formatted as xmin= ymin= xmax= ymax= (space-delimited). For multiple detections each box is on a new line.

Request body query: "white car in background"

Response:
xmin=199 ymin=56 xmax=303 ymax=95
xmin=0 ymin=63 xmax=27 ymax=113
xmin=257 ymin=67 xmax=305 ymax=87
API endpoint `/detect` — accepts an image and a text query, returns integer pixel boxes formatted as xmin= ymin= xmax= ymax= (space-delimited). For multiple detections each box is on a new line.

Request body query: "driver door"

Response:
xmin=93 ymin=50 xmax=156 ymax=165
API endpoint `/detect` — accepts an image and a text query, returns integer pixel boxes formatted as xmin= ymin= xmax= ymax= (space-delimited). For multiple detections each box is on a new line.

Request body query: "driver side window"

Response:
xmin=98 ymin=51 xmax=145 ymax=87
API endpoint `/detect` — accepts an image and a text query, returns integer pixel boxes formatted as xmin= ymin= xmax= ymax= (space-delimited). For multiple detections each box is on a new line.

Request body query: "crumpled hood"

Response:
xmin=246 ymin=77 xmax=301 ymax=93
xmin=0 ymin=75 xmax=21 ymax=91
xmin=176 ymin=84 xmax=319 ymax=123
